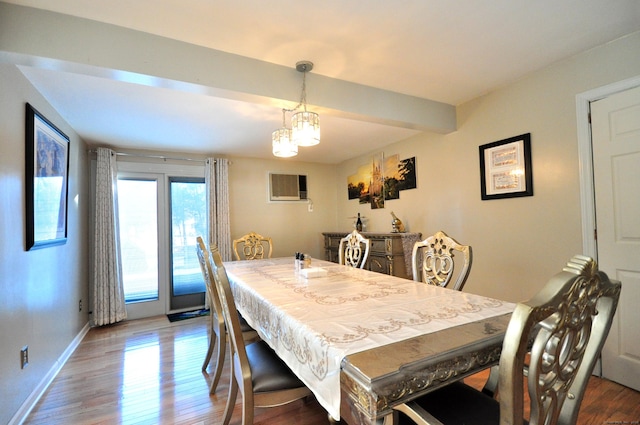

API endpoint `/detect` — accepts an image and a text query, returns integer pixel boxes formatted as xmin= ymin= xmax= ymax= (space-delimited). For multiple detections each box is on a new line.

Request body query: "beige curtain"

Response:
xmin=205 ymin=157 xmax=232 ymax=261
xmin=92 ymin=147 xmax=127 ymax=326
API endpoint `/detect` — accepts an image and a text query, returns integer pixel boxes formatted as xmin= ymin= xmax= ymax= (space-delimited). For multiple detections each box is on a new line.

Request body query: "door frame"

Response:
xmin=576 ymin=75 xmax=640 ymax=259
xmin=117 ymin=159 xmax=206 ymax=317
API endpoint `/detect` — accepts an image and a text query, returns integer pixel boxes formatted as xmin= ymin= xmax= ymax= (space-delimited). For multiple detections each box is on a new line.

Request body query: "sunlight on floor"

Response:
xmin=123 ymin=337 xmax=160 ymax=422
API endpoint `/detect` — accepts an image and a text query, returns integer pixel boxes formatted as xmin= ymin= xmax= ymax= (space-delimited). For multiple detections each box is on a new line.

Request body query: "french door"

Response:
xmin=116 ymin=161 xmax=206 ymax=319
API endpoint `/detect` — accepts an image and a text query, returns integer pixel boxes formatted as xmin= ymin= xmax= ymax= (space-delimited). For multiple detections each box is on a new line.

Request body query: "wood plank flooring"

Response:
xmin=24 ymin=315 xmax=640 ymax=425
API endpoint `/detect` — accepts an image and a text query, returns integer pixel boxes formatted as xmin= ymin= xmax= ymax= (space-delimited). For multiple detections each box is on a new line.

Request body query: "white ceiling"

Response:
xmin=5 ymin=0 xmax=640 ymax=163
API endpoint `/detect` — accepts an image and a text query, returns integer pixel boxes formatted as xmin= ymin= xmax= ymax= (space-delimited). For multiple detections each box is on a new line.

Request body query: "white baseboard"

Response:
xmin=8 ymin=321 xmax=91 ymax=425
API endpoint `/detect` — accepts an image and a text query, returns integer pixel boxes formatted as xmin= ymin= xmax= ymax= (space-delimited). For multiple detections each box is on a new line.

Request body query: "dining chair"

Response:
xmin=232 ymin=231 xmax=274 ymax=261
xmin=393 ymin=254 xmax=621 ymax=425
xmin=411 ymin=230 xmax=472 ymax=291
xmin=338 ymin=229 xmax=371 ymax=269
xmin=195 ymin=237 xmax=258 ymax=394
xmin=209 ymin=244 xmax=313 ymax=425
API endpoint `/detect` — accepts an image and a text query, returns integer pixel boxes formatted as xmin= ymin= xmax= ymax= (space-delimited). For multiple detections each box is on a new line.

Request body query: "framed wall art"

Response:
xmin=479 ymin=133 xmax=532 ymax=200
xmin=346 ymin=153 xmax=417 ymax=209
xmin=25 ymin=103 xmax=70 ymax=250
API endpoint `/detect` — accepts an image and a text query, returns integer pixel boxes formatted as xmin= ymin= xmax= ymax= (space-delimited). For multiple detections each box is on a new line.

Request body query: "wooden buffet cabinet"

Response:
xmin=322 ymin=232 xmax=422 ymax=279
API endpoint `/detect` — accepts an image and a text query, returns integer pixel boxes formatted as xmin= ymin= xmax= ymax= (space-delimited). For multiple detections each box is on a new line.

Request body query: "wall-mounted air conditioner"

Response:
xmin=269 ymin=173 xmax=307 ymax=201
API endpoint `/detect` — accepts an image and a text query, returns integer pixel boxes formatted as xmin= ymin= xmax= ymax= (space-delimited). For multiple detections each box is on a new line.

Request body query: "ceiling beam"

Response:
xmin=0 ymin=2 xmax=456 ymax=133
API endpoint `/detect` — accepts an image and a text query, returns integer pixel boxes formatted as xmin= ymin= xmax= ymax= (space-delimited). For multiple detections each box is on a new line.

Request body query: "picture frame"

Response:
xmin=346 ymin=154 xmax=417 ymax=208
xmin=25 ymin=103 xmax=70 ymax=250
xmin=479 ymin=133 xmax=532 ymax=200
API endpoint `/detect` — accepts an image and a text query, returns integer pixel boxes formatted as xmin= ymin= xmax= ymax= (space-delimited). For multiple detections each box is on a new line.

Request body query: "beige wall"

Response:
xmin=0 ymin=64 xmax=90 ymax=424
xmin=229 ymin=157 xmax=337 ymax=260
xmin=336 ymin=31 xmax=640 ymax=303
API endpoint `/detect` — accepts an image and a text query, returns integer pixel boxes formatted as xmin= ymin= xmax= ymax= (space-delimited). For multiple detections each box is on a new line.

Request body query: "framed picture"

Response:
xmin=346 ymin=154 xmax=417 ymax=208
xmin=25 ymin=103 xmax=70 ymax=250
xmin=479 ymin=133 xmax=532 ymax=200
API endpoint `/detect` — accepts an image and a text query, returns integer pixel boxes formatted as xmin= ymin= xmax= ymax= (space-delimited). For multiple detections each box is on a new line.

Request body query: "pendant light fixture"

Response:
xmin=291 ymin=61 xmax=320 ymax=147
xmin=272 ymin=108 xmax=297 ymax=157
xmin=271 ymin=60 xmax=320 ymax=157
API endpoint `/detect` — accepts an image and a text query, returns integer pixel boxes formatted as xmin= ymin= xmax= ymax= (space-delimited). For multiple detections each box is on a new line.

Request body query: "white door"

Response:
xmin=591 ymin=84 xmax=640 ymax=391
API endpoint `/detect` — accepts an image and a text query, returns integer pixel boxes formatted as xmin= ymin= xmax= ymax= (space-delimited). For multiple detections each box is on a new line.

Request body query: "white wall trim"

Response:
xmin=8 ymin=322 xmax=91 ymax=425
xmin=576 ymin=75 xmax=640 ymax=260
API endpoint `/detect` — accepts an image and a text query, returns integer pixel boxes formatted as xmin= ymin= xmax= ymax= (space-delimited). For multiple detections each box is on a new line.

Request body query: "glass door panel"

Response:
xmin=118 ymin=179 xmax=159 ymax=303
xmin=169 ymin=178 xmax=206 ymax=310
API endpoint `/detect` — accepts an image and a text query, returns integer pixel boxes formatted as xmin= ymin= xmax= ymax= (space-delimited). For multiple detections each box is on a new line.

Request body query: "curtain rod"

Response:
xmin=88 ymin=149 xmax=208 ymax=163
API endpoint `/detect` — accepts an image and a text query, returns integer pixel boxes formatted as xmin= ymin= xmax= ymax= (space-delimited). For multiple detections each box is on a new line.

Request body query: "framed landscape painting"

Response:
xmin=25 ymin=103 xmax=70 ymax=250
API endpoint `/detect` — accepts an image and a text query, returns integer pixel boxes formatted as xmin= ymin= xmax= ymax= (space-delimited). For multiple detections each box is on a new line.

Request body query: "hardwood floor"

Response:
xmin=25 ymin=315 xmax=640 ymax=425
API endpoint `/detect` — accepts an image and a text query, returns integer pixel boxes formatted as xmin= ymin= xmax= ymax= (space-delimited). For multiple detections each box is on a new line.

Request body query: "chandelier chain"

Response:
xmin=282 ymin=70 xmax=308 ymax=115
xmin=299 ymin=70 xmax=308 ymax=112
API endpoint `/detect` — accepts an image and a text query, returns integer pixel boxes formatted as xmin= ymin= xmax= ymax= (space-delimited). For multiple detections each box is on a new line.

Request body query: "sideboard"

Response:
xmin=322 ymin=232 xmax=422 ymax=279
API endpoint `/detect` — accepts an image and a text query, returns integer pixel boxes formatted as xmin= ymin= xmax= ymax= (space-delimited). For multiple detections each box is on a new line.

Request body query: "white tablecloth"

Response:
xmin=225 ymin=258 xmax=515 ymax=420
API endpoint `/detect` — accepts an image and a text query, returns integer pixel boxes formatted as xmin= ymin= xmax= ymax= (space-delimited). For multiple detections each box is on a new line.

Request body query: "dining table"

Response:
xmin=224 ymin=257 xmax=515 ymax=424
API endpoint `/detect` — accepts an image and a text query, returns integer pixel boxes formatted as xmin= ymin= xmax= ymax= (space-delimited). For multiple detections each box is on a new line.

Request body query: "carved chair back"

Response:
xmin=393 ymin=255 xmax=621 ymax=425
xmin=501 ymin=255 xmax=621 ymax=425
xmin=411 ymin=230 xmax=472 ymax=291
xmin=195 ymin=236 xmax=227 ymax=390
xmin=232 ymin=231 xmax=273 ymax=261
xmin=339 ymin=230 xmax=371 ymax=269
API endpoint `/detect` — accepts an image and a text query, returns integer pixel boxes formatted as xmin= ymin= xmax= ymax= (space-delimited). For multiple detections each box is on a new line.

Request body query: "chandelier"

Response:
xmin=272 ymin=109 xmax=297 ymax=157
xmin=272 ymin=61 xmax=321 ymax=157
